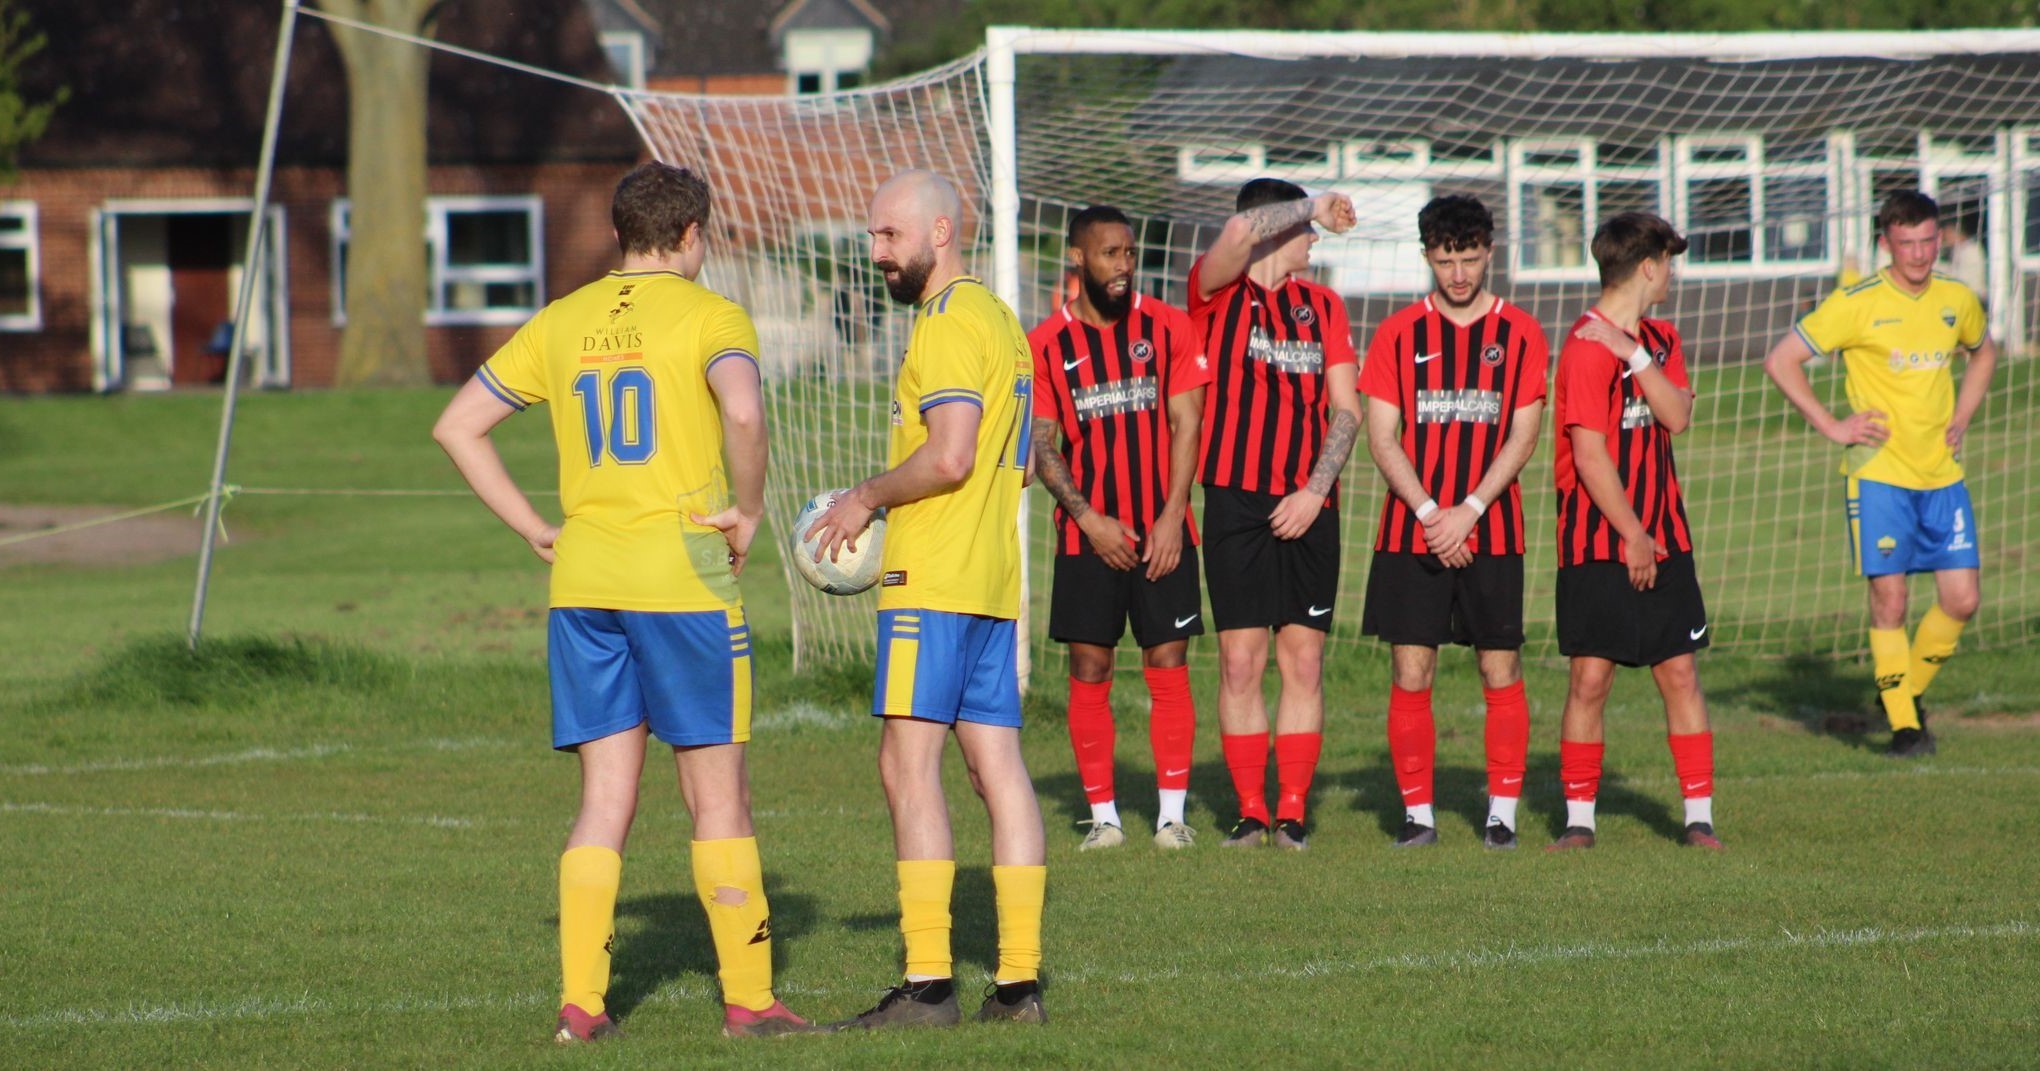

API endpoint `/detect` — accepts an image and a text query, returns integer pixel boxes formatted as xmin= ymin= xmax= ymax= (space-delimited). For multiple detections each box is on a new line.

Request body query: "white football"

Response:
xmin=790 ymin=490 xmax=886 ymax=596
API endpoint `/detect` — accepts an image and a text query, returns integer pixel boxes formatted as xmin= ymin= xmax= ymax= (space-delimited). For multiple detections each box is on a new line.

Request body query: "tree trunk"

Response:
xmin=324 ymin=0 xmax=434 ymax=387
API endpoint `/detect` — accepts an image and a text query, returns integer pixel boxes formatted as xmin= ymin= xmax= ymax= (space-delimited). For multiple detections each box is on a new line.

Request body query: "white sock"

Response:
xmin=1566 ymin=799 xmax=1597 ymax=830
xmin=1488 ymin=795 xmax=1519 ymax=831
xmin=1684 ymin=796 xmax=1713 ymax=827
xmin=1156 ymin=788 xmax=1186 ymax=829
xmin=1090 ymin=800 xmax=1121 ymax=829
xmin=1406 ymin=803 xmax=1435 ymax=827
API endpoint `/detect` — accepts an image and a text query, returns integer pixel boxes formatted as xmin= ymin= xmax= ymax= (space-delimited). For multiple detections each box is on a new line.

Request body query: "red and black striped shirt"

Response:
xmin=1031 ymin=294 xmax=1211 ymax=556
xmin=1553 ymin=313 xmax=1695 ymax=567
xmin=1359 ymin=295 xmax=1549 ymax=555
xmin=1187 ymin=256 xmax=1358 ymax=497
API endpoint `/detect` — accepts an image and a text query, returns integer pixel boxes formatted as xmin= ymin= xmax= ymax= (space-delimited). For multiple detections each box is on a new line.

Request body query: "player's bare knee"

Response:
xmin=1217 ymin=648 xmax=1264 ymax=689
xmin=1568 ymin=661 xmax=1615 ymax=702
xmin=1942 ymin=589 xmax=1980 ymax=621
xmin=1142 ymin=642 xmax=1188 ymax=670
xmin=712 ymin=884 xmax=748 ymax=907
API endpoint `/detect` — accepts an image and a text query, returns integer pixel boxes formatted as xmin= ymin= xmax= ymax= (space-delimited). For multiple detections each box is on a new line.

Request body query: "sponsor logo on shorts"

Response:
xmin=1173 ymin=614 xmax=1198 ymax=628
xmin=882 ymin=570 xmax=908 ymax=587
xmin=1248 ymin=326 xmax=1324 ymax=373
xmin=1071 ymin=376 xmax=1159 ymax=419
xmin=1689 ymin=624 xmax=1708 ymax=640
xmin=1414 ymin=388 xmax=1504 ymax=425
xmin=1949 ymin=507 xmax=1973 ymax=551
xmin=1307 ymin=605 xmax=1331 ymax=617
xmin=1130 ymin=339 xmax=1154 ymax=363
xmin=1620 ymin=396 xmax=1655 ymax=430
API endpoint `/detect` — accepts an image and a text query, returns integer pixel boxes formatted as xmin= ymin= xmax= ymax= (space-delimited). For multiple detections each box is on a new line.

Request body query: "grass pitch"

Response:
xmin=3 ymin=389 xmax=2038 ymax=1070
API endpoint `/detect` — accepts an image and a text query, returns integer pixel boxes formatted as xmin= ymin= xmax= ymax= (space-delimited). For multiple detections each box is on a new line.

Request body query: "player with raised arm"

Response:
xmin=1189 ymin=178 xmax=1362 ymax=851
xmin=1763 ymin=191 xmax=1996 ymax=758
xmin=807 ymin=170 xmax=1047 ymax=1028
xmin=1358 ymin=195 xmax=1547 ymax=850
xmin=1030 ymin=205 xmax=1210 ymax=852
xmin=431 ymin=162 xmax=814 ymax=1042
xmin=1549 ymin=211 xmax=1721 ymax=852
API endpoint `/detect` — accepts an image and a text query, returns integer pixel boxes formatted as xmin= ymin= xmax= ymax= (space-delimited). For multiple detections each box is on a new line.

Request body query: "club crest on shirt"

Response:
xmin=1940 ymin=307 xmax=1958 ymax=328
xmin=1130 ymin=339 xmax=1154 ymax=364
xmin=1480 ymin=343 xmax=1503 ymax=366
xmin=1651 ymin=346 xmax=1667 ymax=366
xmin=1291 ymin=304 xmax=1316 ymax=326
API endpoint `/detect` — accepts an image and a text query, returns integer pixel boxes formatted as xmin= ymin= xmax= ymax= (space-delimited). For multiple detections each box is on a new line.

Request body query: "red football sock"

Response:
xmin=1386 ymin=685 xmax=1435 ymax=808
xmin=1067 ymin=677 xmax=1116 ymax=805
xmin=1483 ymin=681 xmax=1530 ymax=798
xmin=1220 ymin=732 xmax=1270 ymax=824
xmin=1273 ymin=732 xmax=1323 ymax=824
xmin=1559 ymin=739 xmax=1605 ymax=801
xmin=1144 ymin=665 xmax=1195 ymax=792
xmin=1667 ymin=731 xmax=1714 ymax=799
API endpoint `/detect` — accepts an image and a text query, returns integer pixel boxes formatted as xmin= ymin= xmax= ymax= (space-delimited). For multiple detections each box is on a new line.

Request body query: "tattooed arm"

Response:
xmin=1032 ymin=416 xmax=1140 ymax=570
xmin=1270 ymin=363 xmax=1363 ymax=540
xmin=1196 ymin=192 xmax=1357 ymax=301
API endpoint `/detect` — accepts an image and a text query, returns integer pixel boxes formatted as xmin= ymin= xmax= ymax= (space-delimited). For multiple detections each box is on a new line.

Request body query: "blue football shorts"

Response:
xmin=872 ymin=608 xmax=1022 ymax=727
xmin=547 ymin=606 xmax=752 ymax=750
xmin=1848 ymin=478 xmax=1981 ymax=578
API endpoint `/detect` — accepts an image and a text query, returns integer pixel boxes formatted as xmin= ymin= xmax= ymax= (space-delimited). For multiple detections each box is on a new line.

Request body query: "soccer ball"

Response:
xmin=790 ymin=490 xmax=886 ymax=595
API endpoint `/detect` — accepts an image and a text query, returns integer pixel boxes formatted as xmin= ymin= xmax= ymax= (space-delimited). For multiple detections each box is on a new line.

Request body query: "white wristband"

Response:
xmin=1415 ymin=499 xmax=1439 ymax=521
xmin=1626 ymin=344 xmax=1653 ymax=375
xmin=1463 ymin=492 xmax=1488 ymax=517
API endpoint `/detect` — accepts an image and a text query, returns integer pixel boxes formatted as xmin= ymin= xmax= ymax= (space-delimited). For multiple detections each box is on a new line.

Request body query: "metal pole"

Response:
xmin=189 ymin=0 xmax=302 ymax=649
xmin=986 ymin=26 xmax=1031 ymax=688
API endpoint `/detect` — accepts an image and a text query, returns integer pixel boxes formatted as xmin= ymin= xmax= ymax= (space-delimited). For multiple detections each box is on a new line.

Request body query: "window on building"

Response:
xmin=331 ymin=196 xmax=544 ymax=326
xmin=783 ymin=27 xmax=873 ymax=95
xmin=1508 ymin=140 xmax=1665 ymax=278
xmin=0 ymin=203 xmax=37 ymax=330
xmin=600 ymin=31 xmax=646 ymax=90
xmin=1676 ymin=135 xmax=1832 ymax=271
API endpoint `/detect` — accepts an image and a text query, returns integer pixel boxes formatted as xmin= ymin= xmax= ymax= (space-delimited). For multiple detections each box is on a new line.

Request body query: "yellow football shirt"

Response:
xmin=1795 ymin=269 xmax=1986 ymax=490
xmin=877 ymin=277 xmax=1032 ymax=620
xmin=477 ymin=269 xmax=757 ymax=611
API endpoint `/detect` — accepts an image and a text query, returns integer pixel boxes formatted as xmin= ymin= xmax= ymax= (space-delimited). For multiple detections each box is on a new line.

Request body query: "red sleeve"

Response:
xmin=1662 ymin=323 xmax=1692 ymax=393
xmin=1164 ymin=306 xmax=1210 ymax=395
xmin=1028 ymin=322 xmax=1059 ymax=420
xmin=1557 ymin=333 xmax=1617 ymax=435
xmin=1357 ymin=316 xmax=1401 ymax=405
xmin=1519 ymin=321 xmax=1551 ymax=406
xmin=1186 ymin=256 xmax=1212 ymax=318
xmin=1322 ymin=291 xmax=1358 ymax=368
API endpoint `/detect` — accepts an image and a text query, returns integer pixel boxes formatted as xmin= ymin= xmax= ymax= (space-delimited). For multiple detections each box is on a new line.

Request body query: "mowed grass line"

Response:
xmin=3 ymin=390 xmax=2039 ymax=1068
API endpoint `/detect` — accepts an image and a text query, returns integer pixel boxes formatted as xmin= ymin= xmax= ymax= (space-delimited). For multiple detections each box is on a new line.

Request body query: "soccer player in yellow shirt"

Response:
xmin=432 ymin=162 xmax=814 ymax=1041
xmin=1764 ymin=190 xmax=1998 ymax=758
xmin=807 ymin=170 xmax=1048 ymax=1028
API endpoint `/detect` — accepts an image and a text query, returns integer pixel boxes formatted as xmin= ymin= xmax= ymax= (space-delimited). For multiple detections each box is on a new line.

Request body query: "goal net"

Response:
xmin=620 ymin=30 xmax=2040 ymax=671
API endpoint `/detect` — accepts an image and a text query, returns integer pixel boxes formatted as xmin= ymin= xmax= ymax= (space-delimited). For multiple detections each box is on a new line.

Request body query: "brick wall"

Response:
xmin=1 ymin=160 xmax=640 ymax=393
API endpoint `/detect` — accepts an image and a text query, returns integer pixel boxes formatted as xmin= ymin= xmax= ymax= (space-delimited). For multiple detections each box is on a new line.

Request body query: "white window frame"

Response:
xmin=331 ymin=195 xmax=545 ymax=327
xmin=2011 ymin=129 xmax=2040 ymax=270
xmin=1506 ymin=138 xmax=1670 ymax=283
xmin=1671 ymin=134 xmax=1838 ymax=279
xmin=1176 ymin=143 xmax=1265 ymax=184
xmin=0 ymin=201 xmax=42 ymax=331
xmin=600 ymin=31 xmax=646 ymax=90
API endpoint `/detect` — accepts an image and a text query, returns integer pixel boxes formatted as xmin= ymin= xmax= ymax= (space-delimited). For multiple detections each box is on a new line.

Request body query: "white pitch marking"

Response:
xmin=0 ymin=801 xmax=481 ymax=829
xmin=0 ymin=737 xmax=514 ymax=777
xmin=1 ymin=920 xmax=2026 ymax=1031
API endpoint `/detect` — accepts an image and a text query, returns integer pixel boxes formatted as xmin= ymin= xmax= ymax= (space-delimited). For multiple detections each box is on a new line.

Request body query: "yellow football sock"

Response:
xmin=559 ymin=845 xmax=622 ymax=1015
xmin=991 ymin=864 xmax=1047 ymax=984
xmin=1906 ymin=606 xmax=1965 ymax=701
xmin=897 ymin=859 xmax=955 ymax=979
xmin=1870 ymin=627 xmax=1918 ymax=731
xmin=691 ymin=837 xmax=775 ymax=1012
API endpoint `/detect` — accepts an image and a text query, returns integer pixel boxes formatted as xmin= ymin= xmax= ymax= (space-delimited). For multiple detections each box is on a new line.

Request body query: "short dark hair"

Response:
xmin=1235 ymin=177 xmax=1308 ymax=213
xmin=1067 ymin=204 xmax=1132 ymax=245
xmin=1878 ymin=190 xmax=1940 ymax=236
xmin=1417 ymin=194 xmax=1493 ymax=251
xmin=1591 ymin=211 xmax=1688 ymax=288
xmin=612 ymin=161 xmax=711 ymax=256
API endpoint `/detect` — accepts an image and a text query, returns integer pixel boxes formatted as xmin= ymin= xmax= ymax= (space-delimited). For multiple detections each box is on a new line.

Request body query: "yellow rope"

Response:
xmin=0 ymin=490 xmax=227 ymax=550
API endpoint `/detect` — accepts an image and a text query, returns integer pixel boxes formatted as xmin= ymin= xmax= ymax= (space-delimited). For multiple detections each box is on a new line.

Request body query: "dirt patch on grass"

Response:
xmin=0 ymin=504 xmax=208 ymax=569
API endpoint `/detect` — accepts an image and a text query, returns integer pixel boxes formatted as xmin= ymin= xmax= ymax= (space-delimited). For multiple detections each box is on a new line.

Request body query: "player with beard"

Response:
xmin=808 ymin=170 xmax=1048 ymax=1027
xmin=1189 ymin=178 xmax=1361 ymax=851
xmin=1029 ymin=205 xmax=1210 ymax=851
xmin=1358 ymin=195 xmax=1547 ymax=850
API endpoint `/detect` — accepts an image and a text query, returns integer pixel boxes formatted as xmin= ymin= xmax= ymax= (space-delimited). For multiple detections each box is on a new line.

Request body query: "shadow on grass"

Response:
xmin=1711 ymin=650 xmax=1880 ymax=751
xmin=1327 ymin=750 xmax=1686 ymax=847
xmin=596 ymin=881 xmax=821 ymax=1021
xmin=836 ymin=865 xmax=1001 ymax=981
xmin=27 ymin=633 xmax=407 ymax=712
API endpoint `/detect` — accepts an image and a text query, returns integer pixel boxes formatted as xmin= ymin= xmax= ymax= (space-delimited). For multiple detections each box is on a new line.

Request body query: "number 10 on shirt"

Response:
xmin=572 ymin=367 xmax=657 ymax=466
xmin=1002 ymin=376 xmax=1033 ymax=468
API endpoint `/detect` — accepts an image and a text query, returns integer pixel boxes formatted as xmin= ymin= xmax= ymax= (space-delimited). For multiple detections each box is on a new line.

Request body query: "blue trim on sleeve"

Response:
xmin=705 ymin=348 xmax=760 ymax=372
xmin=475 ymin=366 xmax=528 ymax=411
xmin=1792 ymin=323 xmax=1828 ymax=359
xmin=919 ymin=395 xmax=984 ymax=413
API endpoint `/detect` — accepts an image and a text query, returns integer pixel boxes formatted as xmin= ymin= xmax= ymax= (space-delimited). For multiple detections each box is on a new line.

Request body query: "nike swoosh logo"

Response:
xmin=1565 ymin=781 xmax=1591 ymax=792
xmin=1164 ymin=768 xmax=1189 ymax=778
xmin=1501 ymin=776 xmax=1522 ymax=786
xmin=1173 ymin=614 xmax=1198 ymax=628
xmin=1307 ymin=605 xmax=1331 ymax=617
xmin=1690 ymin=625 xmax=1708 ymax=640
xmin=1063 ymin=357 xmax=1085 ymax=371
xmin=1685 ymin=781 xmax=1708 ymax=791
xmin=1621 ymin=365 xmax=1635 ymax=379
xmin=1401 ymin=786 xmax=1421 ymax=796
xmin=1414 ymin=351 xmax=1441 ymax=364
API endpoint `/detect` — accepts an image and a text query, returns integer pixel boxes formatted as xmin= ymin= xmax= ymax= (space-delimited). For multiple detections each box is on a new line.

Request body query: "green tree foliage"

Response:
xmin=0 ymin=0 xmax=65 ymax=182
